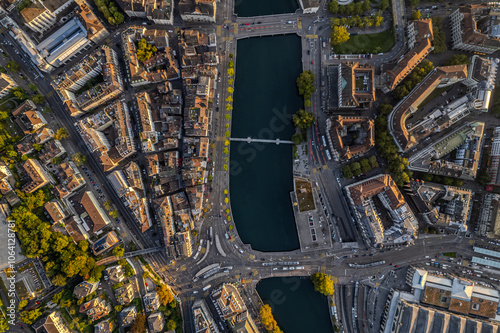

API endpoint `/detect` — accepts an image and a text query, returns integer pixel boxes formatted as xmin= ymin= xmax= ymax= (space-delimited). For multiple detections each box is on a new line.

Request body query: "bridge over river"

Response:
xmin=230 ymin=137 xmax=294 ymax=144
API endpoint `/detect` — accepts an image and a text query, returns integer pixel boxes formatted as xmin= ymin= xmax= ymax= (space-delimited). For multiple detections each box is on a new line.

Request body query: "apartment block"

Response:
xmin=21 ymin=159 xmax=54 ymax=193
xmin=451 ymin=4 xmax=500 ymax=54
xmin=345 ymin=174 xmax=418 ymax=247
xmin=0 ymin=72 xmax=18 ymax=98
xmin=386 ymin=19 xmax=433 ymax=91
xmin=178 ymin=0 xmax=216 ymax=23
xmin=388 ymin=65 xmax=468 ymax=152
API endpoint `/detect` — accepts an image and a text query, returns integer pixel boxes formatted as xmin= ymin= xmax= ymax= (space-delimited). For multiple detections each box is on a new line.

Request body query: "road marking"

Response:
xmin=252 ymin=269 xmax=258 ymax=275
xmin=200 ymin=247 xmax=207 ymax=254
xmin=217 ymin=25 xmax=221 ymax=36
xmin=462 ymin=260 xmax=468 ymax=267
xmin=313 ymin=168 xmax=317 ymax=173
xmin=249 ymin=254 xmax=255 ymax=260
xmin=321 ymin=266 xmax=326 ymax=273
xmin=297 ymin=18 xmax=302 ymax=30
xmin=235 ymin=274 xmax=240 ymax=279
xmin=234 ymin=23 xmax=238 ymax=35
xmin=46 ymin=91 xmax=54 ymax=98
xmin=224 ymin=20 xmax=231 ymax=24
xmin=321 ymin=253 xmax=326 ymax=258
xmin=306 ymin=34 xmax=318 ymax=39
xmin=469 ymin=240 xmax=475 ymax=245
xmin=180 ymin=265 xmax=186 ymax=271
xmin=322 ymin=165 xmax=328 ymax=170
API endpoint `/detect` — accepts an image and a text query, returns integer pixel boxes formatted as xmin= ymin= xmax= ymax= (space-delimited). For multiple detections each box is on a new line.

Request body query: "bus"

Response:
xmin=209 ymin=227 xmax=213 ymax=244
xmin=325 ymin=149 xmax=332 ymax=161
xmin=322 ymin=135 xmax=327 ymax=147
xmin=202 ymin=285 xmax=211 ymax=291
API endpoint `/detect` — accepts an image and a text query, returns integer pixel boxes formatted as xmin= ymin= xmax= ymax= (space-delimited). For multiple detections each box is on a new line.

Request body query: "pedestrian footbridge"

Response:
xmin=230 ymin=137 xmax=293 ymax=145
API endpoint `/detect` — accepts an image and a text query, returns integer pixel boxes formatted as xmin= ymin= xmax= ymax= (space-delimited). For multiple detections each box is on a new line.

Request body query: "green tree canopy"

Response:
xmin=54 ymin=127 xmax=69 ymax=140
xmin=72 ymin=152 xmax=87 ymax=166
xmin=311 ymin=272 xmax=334 ymax=296
xmin=330 ymin=26 xmax=350 ymax=45
xmin=20 ymin=309 xmax=42 ymax=325
xmin=292 ymin=109 xmax=315 ymax=131
xmin=136 ymin=38 xmax=158 ymax=62
xmin=32 ymin=94 xmax=45 ymax=104
xmin=445 ymin=54 xmax=469 ymax=66
xmin=7 ymin=61 xmax=20 ymax=72
xmin=112 ymin=245 xmax=125 ymax=258
xmin=130 ymin=313 xmax=146 ymax=333
xmin=296 ymin=70 xmax=316 ymax=100
xmin=327 ymin=0 xmax=339 ymax=13
xmin=411 ymin=10 xmax=422 ymax=20
xmin=156 ymin=284 xmax=174 ymax=305
xmin=260 ymin=304 xmax=283 ymax=333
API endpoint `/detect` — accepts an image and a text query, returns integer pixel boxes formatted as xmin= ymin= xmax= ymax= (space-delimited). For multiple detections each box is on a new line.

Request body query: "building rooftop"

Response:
xmin=389 ymin=65 xmax=468 ymax=152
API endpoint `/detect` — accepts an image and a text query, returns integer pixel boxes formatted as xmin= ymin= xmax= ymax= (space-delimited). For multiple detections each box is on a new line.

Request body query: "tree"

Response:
xmin=166 ymin=320 xmax=177 ymax=331
xmin=156 ymin=284 xmax=174 ymax=305
xmin=130 ymin=313 xmax=146 ymax=333
xmin=115 ymin=305 xmax=123 ymax=312
xmin=112 ymin=245 xmax=125 ymax=258
xmin=6 ymin=61 xmax=20 ymax=72
xmin=18 ymin=299 xmax=28 ymax=310
xmin=342 ymin=165 xmax=353 ymax=179
xmin=228 ymin=60 xmax=234 ymax=68
xmin=260 ymin=304 xmax=283 ymax=333
xmin=296 ymin=70 xmax=316 ymax=100
xmin=72 ymin=152 xmax=87 ymax=166
xmin=52 ymin=274 xmax=67 ymax=286
xmin=0 ymin=67 xmax=5 ymax=73
xmin=192 ymin=230 xmax=199 ymax=237
xmin=0 ymin=111 xmax=8 ymax=121
xmin=445 ymin=54 xmax=469 ymax=66
xmin=51 ymin=291 xmax=64 ymax=305
xmin=20 ymin=309 xmax=42 ymax=325
xmin=28 ymin=83 xmax=37 ymax=92
xmin=51 ymin=156 xmax=63 ymax=165
xmin=330 ymin=26 xmax=349 ymax=45
xmin=379 ymin=0 xmax=389 ymax=10
xmin=136 ymin=38 xmax=158 ymax=62
xmin=292 ymin=109 xmax=315 ymax=131
xmin=227 ymin=87 xmax=234 ymax=94
xmin=369 ymin=155 xmax=378 ymax=168
xmin=54 ymin=127 xmax=69 ymax=140
xmin=227 ymin=68 xmax=234 ymax=76
xmin=360 ymin=159 xmax=371 ymax=173
xmin=32 ymin=94 xmax=45 ymax=104
xmin=311 ymin=272 xmax=334 ymax=296
xmin=0 ymin=318 xmax=8 ymax=333
xmin=411 ymin=10 xmax=422 ymax=20
xmin=11 ymin=87 xmax=28 ymax=100
xmin=327 ymin=0 xmax=338 ymax=13
xmin=410 ymin=0 xmax=419 ymax=6
xmin=109 ymin=210 xmax=118 ymax=218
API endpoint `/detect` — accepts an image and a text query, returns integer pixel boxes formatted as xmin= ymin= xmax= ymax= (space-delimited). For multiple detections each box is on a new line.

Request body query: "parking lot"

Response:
xmin=291 ymin=187 xmax=333 ymax=252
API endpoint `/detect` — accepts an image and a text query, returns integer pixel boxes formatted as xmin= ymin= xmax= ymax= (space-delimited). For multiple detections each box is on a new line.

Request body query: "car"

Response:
xmin=257 ymin=21 xmax=261 ymax=24
xmin=395 ymin=265 xmax=400 ymax=268
xmin=369 ymin=254 xmax=374 ymax=256
xmin=311 ymin=60 xmax=313 ymax=64
xmin=307 ymin=50 xmax=310 ymax=55
xmin=260 ymin=258 xmax=265 ymax=261
xmin=245 ymin=23 xmax=250 ymax=25
xmin=216 ymin=107 xmax=219 ymax=112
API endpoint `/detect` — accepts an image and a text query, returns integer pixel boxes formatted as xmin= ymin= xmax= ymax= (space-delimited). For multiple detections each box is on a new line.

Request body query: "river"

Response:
xmin=257 ymin=277 xmax=334 ymax=333
xmin=235 ymin=0 xmax=299 ymax=17
xmin=230 ymin=35 xmax=302 ymax=252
